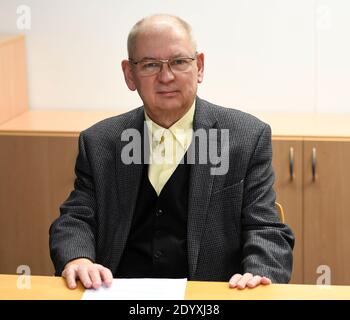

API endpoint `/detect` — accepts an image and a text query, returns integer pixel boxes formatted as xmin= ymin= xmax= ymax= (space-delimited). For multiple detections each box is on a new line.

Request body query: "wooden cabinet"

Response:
xmin=303 ymin=140 xmax=350 ymax=285
xmin=0 ymin=35 xmax=28 ymax=124
xmin=0 ymin=110 xmax=116 ymax=276
xmin=272 ymin=137 xmax=350 ymax=285
xmin=0 ymin=135 xmax=77 ymax=275
xmin=1 ymin=111 xmax=350 ymax=285
xmin=272 ymin=139 xmax=303 ymax=284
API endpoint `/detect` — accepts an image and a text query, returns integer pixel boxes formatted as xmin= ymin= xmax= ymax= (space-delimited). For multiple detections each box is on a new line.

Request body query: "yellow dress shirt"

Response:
xmin=145 ymin=101 xmax=195 ymax=195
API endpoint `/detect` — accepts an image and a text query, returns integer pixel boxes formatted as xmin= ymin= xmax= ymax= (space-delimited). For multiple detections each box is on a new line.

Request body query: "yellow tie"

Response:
xmin=148 ymin=129 xmax=177 ymax=195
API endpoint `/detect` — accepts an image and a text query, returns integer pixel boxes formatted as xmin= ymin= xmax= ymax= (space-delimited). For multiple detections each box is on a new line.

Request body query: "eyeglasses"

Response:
xmin=129 ymin=54 xmax=197 ymax=76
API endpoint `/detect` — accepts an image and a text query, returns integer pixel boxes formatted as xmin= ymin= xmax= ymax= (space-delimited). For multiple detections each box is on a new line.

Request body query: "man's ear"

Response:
xmin=121 ymin=60 xmax=137 ymax=91
xmin=196 ymin=53 xmax=204 ymax=83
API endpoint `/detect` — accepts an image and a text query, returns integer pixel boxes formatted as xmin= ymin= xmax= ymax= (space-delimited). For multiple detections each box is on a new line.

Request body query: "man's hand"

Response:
xmin=229 ymin=273 xmax=271 ymax=289
xmin=62 ymin=258 xmax=113 ymax=290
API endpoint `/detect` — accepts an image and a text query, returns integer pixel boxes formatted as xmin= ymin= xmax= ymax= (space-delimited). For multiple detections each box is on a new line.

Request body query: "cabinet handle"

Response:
xmin=289 ymin=147 xmax=294 ymax=180
xmin=312 ymin=147 xmax=317 ymax=181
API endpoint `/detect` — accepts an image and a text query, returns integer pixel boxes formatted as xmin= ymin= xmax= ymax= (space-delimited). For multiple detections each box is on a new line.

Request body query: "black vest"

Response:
xmin=116 ymin=159 xmax=190 ymax=278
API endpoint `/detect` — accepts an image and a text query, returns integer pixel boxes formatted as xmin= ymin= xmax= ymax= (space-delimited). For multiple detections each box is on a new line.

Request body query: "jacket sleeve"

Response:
xmin=49 ymin=132 xmax=97 ymax=276
xmin=240 ymin=124 xmax=295 ymax=283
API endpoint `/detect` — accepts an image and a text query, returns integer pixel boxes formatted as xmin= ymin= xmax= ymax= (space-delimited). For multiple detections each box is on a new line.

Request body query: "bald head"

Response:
xmin=127 ymin=14 xmax=197 ymax=59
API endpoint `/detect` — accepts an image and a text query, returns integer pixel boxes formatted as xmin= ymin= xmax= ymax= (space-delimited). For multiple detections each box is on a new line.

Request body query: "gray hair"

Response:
xmin=127 ymin=14 xmax=197 ymax=59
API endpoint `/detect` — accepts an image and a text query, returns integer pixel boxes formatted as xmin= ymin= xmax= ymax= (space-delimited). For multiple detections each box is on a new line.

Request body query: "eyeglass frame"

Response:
xmin=128 ymin=53 xmax=198 ymax=76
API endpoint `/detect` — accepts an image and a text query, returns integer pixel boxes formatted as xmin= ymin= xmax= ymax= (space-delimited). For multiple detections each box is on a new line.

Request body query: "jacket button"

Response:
xmin=156 ymin=209 xmax=164 ymax=216
xmin=154 ymin=250 xmax=162 ymax=258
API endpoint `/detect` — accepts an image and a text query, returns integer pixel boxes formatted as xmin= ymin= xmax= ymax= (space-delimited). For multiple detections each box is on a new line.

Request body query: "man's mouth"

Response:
xmin=157 ymin=90 xmax=179 ymax=97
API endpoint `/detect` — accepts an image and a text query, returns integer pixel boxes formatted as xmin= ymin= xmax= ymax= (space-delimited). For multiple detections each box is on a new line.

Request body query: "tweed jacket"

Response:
xmin=49 ymin=97 xmax=294 ymax=282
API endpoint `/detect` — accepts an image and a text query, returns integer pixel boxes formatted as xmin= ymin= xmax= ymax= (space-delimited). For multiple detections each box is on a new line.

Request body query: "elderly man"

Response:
xmin=49 ymin=14 xmax=294 ymax=290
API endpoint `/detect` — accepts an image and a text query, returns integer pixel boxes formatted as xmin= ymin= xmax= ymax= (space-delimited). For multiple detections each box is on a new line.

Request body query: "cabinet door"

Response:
xmin=304 ymin=140 xmax=350 ymax=285
xmin=272 ymin=139 xmax=303 ymax=284
xmin=0 ymin=36 xmax=28 ymax=124
xmin=0 ymin=135 xmax=77 ymax=275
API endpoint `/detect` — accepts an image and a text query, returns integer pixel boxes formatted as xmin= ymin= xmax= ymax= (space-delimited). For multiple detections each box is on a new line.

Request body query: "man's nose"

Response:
xmin=158 ymin=62 xmax=175 ymax=82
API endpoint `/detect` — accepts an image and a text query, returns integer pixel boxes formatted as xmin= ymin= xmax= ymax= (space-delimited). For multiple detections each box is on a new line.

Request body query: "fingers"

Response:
xmin=246 ymin=275 xmax=262 ymax=288
xmin=62 ymin=264 xmax=79 ymax=289
xmin=98 ymin=265 xmax=113 ymax=287
xmin=229 ymin=273 xmax=272 ymax=289
xmin=68 ymin=264 xmax=93 ymax=289
xmin=62 ymin=263 xmax=113 ymax=289
xmin=261 ymin=276 xmax=272 ymax=285
xmin=88 ymin=266 xmax=102 ymax=289
xmin=246 ymin=275 xmax=271 ymax=288
xmin=229 ymin=273 xmax=243 ymax=288
xmin=236 ymin=273 xmax=253 ymax=289
xmin=229 ymin=273 xmax=253 ymax=289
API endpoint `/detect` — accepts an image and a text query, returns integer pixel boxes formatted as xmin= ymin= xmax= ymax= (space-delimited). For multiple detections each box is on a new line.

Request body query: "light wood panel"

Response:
xmin=0 ymin=109 xmax=119 ymax=136
xmin=272 ymin=139 xmax=303 ymax=284
xmin=0 ymin=35 xmax=28 ymax=124
xmin=303 ymin=140 xmax=350 ymax=285
xmin=0 ymin=274 xmax=84 ymax=300
xmin=0 ymin=136 xmax=77 ymax=275
xmin=0 ymin=35 xmax=24 ymax=46
xmin=185 ymin=281 xmax=350 ymax=300
xmin=257 ymin=113 xmax=350 ymax=138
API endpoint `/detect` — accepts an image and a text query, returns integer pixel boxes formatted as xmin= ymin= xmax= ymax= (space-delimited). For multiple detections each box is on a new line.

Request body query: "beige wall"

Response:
xmin=0 ymin=0 xmax=349 ymax=113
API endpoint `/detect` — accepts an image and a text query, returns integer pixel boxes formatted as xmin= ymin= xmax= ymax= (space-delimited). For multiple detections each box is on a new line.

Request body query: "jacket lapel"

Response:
xmin=187 ymin=97 xmax=217 ymax=278
xmin=111 ymin=108 xmax=146 ymax=269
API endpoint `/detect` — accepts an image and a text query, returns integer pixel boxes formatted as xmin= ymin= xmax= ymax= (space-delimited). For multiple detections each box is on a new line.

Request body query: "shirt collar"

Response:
xmin=144 ymin=101 xmax=195 ymax=149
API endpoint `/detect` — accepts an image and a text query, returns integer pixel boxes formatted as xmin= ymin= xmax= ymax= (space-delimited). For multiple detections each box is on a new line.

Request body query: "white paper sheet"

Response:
xmin=82 ymin=278 xmax=187 ymax=300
